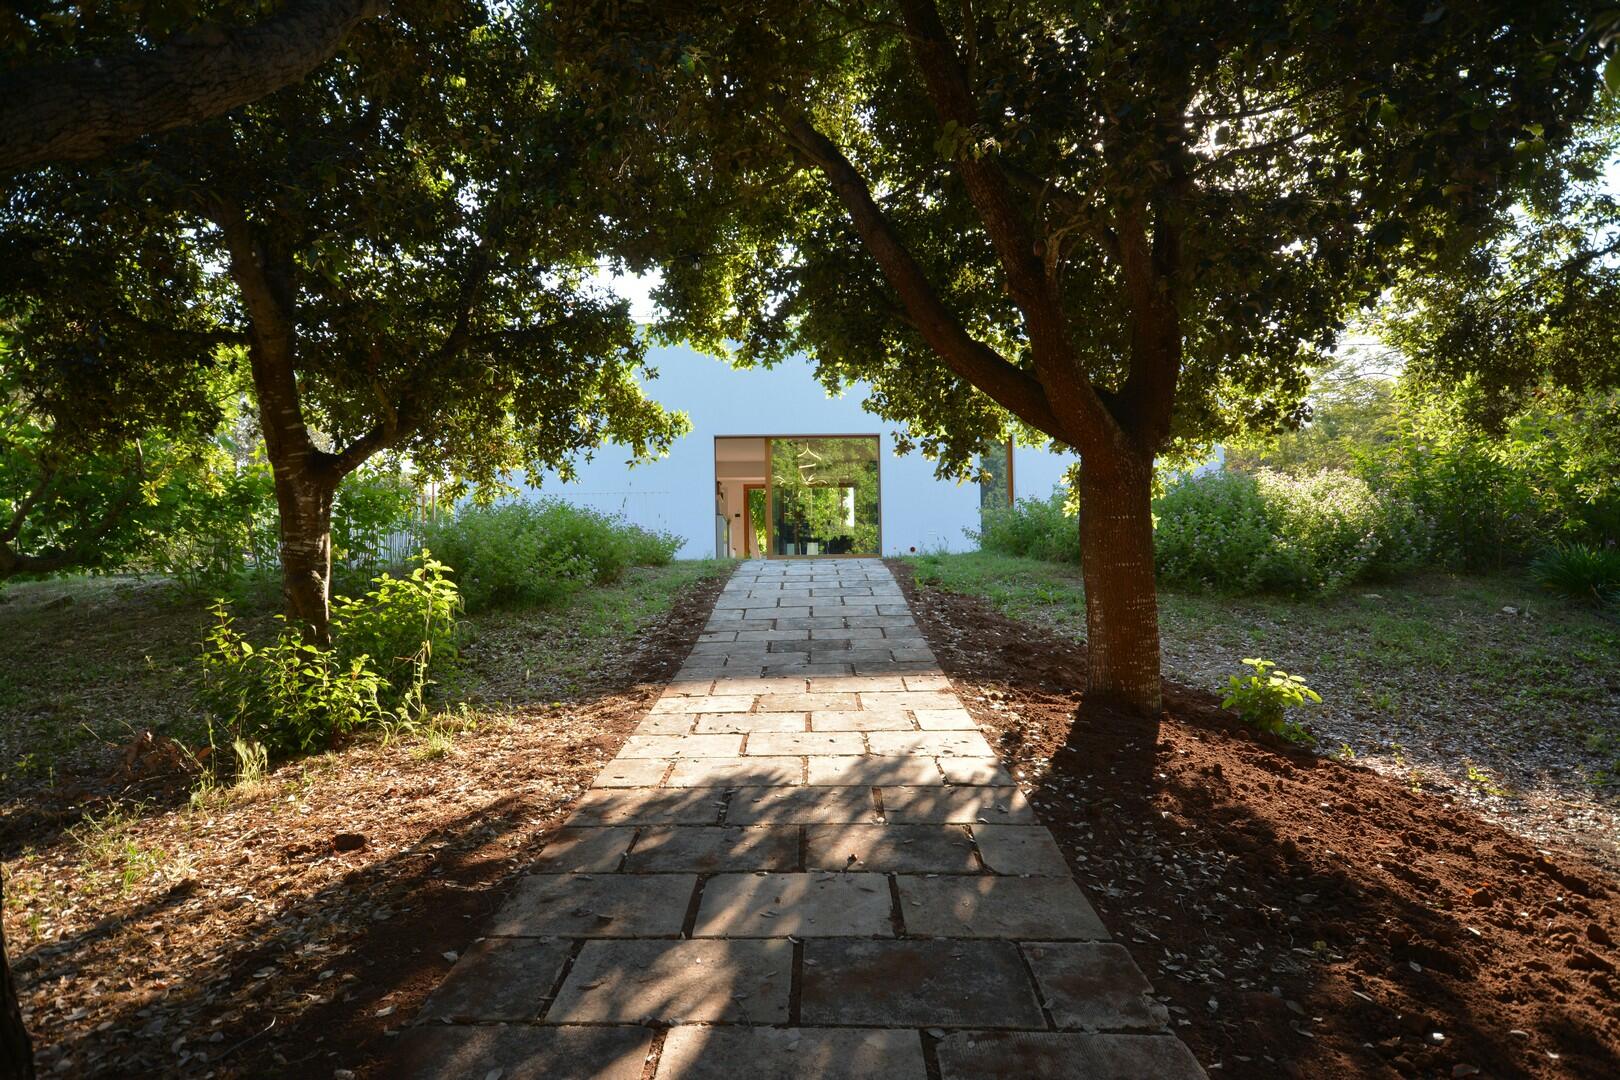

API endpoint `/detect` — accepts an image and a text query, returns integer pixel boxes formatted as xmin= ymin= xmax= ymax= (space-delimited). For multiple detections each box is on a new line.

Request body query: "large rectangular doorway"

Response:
xmin=713 ymin=435 xmax=881 ymax=558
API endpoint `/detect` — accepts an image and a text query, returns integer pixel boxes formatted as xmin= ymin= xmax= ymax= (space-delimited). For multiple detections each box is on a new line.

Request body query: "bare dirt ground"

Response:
xmin=1 ymin=567 xmax=727 ymax=1078
xmin=893 ymin=561 xmax=1620 ymax=1080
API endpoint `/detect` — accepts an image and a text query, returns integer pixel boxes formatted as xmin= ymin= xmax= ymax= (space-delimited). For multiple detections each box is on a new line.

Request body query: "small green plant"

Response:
xmin=1464 ymin=761 xmax=1508 ymax=797
xmin=1531 ymin=542 xmax=1620 ymax=607
xmin=69 ymin=806 xmax=168 ymax=894
xmin=332 ymin=551 xmax=462 ymax=717
xmin=1220 ymin=658 xmax=1321 ymax=744
xmin=1335 ymin=743 xmax=1357 ymax=762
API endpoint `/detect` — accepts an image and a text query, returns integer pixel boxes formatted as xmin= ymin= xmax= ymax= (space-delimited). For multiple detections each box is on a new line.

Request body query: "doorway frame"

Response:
xmin=713 ymin=433 xmax=884 ymax=560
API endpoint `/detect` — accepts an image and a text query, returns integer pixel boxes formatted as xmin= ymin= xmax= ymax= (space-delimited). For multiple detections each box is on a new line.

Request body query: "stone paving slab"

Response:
xmin=394 ymin=1024 xmax=653 ymax=1080
xmin=935 ymin=1031 xmax=1207 ymax=1079
xmin=418 ymin=937 xmax=571 ymax=1022
xmin=806 ymin=823 xmax=977 ymax=873
xmin=624 ymin=826 xmax=801 ymax=873
xmin=666 ymin=757 xmax=804 ymax=788
xmin=725 ymin=786 xmax=879 ymax=824
xmin=568 ymin=788 xmax=725 ymax=825
xmin=800 ymin=939 xmax=1046 ymax=1028
xmin=693 ymin=872 xmax=893 ymax=937
xmin=693 ymin=711 xmax=807 ymax=734
xmin=1022 ymin=942 xmax=1171 ymax=1031
xmin=531 ymin=827 xmax=636 ymax=873
xmin=808 ymin=708 xmax=916 ymax=731
xmin=880 ymin=785 xmax=1036 ymax=823
xmin=896 ymin=875 xmax=1110 ymax=940
xmin=806 ymin=755 xmax=943 ymax=786
xmin=746 ymin=730 xmax=865 ymax=756
xmin=407 ymin=558 xmax=1200 ymax=1080
xmin=548 ymin=939 xmax=792 ymax=1023
xmin=656 ymin=1026 xmax=927 ymax=1080
xmin=491 ymin=874 xmax=695 ymax=937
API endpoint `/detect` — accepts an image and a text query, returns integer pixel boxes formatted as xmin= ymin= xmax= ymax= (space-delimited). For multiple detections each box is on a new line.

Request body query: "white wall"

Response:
xmin=524 ymin=343 xmax=1074 ymax=558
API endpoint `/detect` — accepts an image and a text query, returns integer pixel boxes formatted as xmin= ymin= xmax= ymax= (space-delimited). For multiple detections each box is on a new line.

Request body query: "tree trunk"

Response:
xmin=1077 ymin=450 xmax=1162 ymax=715
xmin=1 ymin=874 xmax=34 ymax=1080
xmin=269 ymin=463 xmax=338 ymax=646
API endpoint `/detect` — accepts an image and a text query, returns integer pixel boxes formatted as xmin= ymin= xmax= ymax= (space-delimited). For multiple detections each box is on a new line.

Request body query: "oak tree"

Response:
xmin=560 ymin=0 xmax=1612 ymax=713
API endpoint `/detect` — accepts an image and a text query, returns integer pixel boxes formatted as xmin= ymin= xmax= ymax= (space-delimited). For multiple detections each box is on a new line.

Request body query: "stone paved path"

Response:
xmin=398 ymin=559 xmax=1205 ymax=1078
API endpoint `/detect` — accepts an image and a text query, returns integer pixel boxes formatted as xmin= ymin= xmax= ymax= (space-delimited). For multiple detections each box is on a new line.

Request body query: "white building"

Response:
xmin=525 ymin=343 xmax=1075 ymax=560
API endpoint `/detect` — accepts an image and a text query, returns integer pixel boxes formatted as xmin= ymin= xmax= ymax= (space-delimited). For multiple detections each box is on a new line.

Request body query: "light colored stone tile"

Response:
xmin=665 ymin=757 xmax=804 ymax=787
xmin=858 ymin=691 xmax=961 ymax=711
xmin=693 ymin=711 xmax=806 ymax=734
xmin=636 ymin=713 xmax=696 ymax=735
xmin=619 ymin=734 xmax=745 ymax=759
xmin=393 ymin=1025 xmax=652 ymax=1080
xmin=624 ymin=826 xmax=800 ymax=873
xmin=913 ymin=708 xmax=978 ymax=730
xmin=745 ymin=731 xmax=865 ymax=756
xmin=417 ymin=937 xmax=571 ymax=1022
xmin=902 ymin=675 xmax=952 ymax=691
xmin=548 ymin=939 xmax=791 ymax=1023
xmin=895 ymin=875 xmax=1108 ymax=939
xmin=805 ymin=675 xmax=908 ymax=692
xmin=751 ymin=692 xmax=859 ymax=712
xmin=800 ymin=939 xmax=1044 ymax=1028
xmin=1023 ymin=942 xmax=1169 ymax=1031
xmin=657 ymin=1027 xmax=926 ymax=1080
xmin=693 ymin=872 xmax=892 ymax=937
xmin=708 ymin=677 xmax=808 ymax=695
xmin=532 ymin=827 xmax=636 ymax=872
xmin=567 ymin=788 xmax=725 ymax=826
xmin=726 ymin=786 xmax=879 ymax=825
xmin=866 ymin=730 xmax=997 ymax=757
xmin=651 ymin=694 xmax=755 ymax=715
xmin=806 ymin=756 xmax=943 ymax=786
xmin=880 ymin=785 xmax=1036 ymax=824
xmin=809 ymin=709 xmax=915 ymax=731
xmin=491 ymin=874 xmax=694 ymax=937
xmin=937 ymin=757 xmax=1015 ymax=785
xmin=806 ymin=823 xmax=976 ymax=872
xmin=593 ymin=759 xmax=670 ymax=787
xmin=935 ymin=1033 xmax=1205 ymax=1080
xmin=971 ymin=825 xmax=1072 ymax=877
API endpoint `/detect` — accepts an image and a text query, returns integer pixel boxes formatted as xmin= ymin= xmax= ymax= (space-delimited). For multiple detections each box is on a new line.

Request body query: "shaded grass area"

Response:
xmin=0 ymin=561 xmax=730 ymax=1075
xmin=905 ymin=551 xmax=1620 ymax=865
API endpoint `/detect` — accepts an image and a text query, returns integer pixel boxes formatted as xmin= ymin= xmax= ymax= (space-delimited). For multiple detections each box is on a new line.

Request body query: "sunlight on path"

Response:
xmin=396 ymin=559 xmax=1205 ymax=1078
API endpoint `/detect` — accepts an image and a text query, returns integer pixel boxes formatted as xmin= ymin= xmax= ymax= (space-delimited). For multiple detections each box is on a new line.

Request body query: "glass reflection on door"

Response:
xmin=768 ymin=436 xmax=880 ymax=556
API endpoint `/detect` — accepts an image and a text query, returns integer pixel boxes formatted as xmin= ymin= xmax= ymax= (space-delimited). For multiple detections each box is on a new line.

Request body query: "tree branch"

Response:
xmin=0 ymin=0 xmax=389 ymax=173
xmin=774 ymin=109 xmax=1070 ymax=441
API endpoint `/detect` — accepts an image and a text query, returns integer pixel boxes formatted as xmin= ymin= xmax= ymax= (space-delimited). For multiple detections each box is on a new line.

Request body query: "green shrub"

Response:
xmin=198 ymin=553 xmax=462 ymax=761
xmin=1152 ymin=469 xmax=1425 ymax=596
xmin=1220 ymin=658 xmax=1320 ymax=745
xmin=420 ymin=499 xmax=681 ymax=611
xmin=1150 ymin=471 xmax=1275 ymax=590
xmin=198 ymin=608 xmax=389 ymax=760
xmin=973 ymin=490 xmax=1080 ymax=563
xmin=332 ymin=552 xmax=462 ymax=713
xmin=1531 ymin=543 xmax=1620 ymax=607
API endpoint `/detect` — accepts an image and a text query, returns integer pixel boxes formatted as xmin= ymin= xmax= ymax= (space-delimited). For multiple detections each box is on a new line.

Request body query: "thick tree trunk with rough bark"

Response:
xmin=270 ymin=465 xmax=339 ymax=646
xmin=1077 ymin=452 xmax=1163 ymax=715
xmin=1 ymin=874 xmax=33 ymax=1080
xmin=0 ymin=0 xmax=387 ymax=173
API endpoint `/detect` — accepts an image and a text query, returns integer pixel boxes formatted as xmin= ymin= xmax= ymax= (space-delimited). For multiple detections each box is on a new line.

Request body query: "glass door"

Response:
xmin=767 ymin=436 xmax=881 ymax=556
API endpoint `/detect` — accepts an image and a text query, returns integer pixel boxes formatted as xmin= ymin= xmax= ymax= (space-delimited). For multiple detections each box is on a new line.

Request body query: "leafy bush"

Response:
xmin=420 ymin=499 xmax=682 ymax=611
xmin=973 ymin=490 xmax=1080 ymax=563
xmin=1531 ymin=543 xmax=1620 ymax=607
xmin=1220 ymin=658 xmax=1320 ymax=744
xmin=332 ymin=552 xmax=462 ymax=712
xmin=1152 ymin=469 xmax=1425 ymax=596
xmin=198 ymin=553 xmax=462 ymax=762
xmin=198 ymin=608 xmax=390 ymax=760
